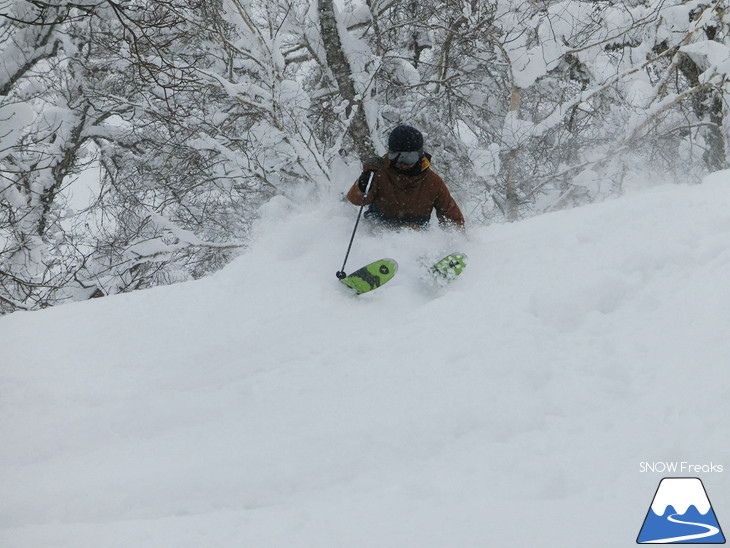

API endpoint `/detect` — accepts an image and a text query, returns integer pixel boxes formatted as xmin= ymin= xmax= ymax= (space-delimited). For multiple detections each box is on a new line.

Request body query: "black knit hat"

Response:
xmin=388 ymin=125 xmax=423 ymax=152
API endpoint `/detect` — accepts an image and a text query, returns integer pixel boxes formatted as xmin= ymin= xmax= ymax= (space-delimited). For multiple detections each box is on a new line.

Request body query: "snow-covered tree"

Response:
xmin=4 ymin=0 xmax=730 ymax=313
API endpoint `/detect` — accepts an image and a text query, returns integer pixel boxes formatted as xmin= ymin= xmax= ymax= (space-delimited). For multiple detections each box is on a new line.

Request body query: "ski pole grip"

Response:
xmin=363 ymin=170 xmax=375 ymax=198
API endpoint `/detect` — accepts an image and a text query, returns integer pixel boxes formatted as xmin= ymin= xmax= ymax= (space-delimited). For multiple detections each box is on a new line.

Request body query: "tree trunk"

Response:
xmin=318 ymin=0 xmax=376 ymax=160
xmin=678 ymin=53 xmax=726 ymax=172
xmin=501 ymin=86 xmax=523 ymax=221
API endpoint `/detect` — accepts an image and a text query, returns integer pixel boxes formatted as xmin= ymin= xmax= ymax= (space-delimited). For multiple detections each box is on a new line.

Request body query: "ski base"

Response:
xmin=431 ymin=252 xmax=468 ymax=282
xmin=340 ymin=258 xmax=398 ymax=294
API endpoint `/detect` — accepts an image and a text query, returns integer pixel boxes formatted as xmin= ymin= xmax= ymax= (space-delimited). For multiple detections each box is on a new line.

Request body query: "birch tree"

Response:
xmin=318 ymin=0 xmax=377 ymax=159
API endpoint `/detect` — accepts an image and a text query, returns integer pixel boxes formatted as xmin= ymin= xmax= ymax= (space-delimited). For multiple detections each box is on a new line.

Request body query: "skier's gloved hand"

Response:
xmin=362 ymin=156 xmax=384 ymax=172
xmin=358 ymin=156 xmax=384 ymax=192
xmin=358 ymin=170 xmax=376 ymax=192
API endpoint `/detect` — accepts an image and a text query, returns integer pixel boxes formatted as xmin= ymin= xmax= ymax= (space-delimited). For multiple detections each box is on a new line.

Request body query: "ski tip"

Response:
xmin=432 ymin=252 xmax=468 ymax=282
xmin=338 ymin=257 xmax=399 ymax=295
xmin=383 ymin=258 xmax=399 ymax=273
xmin=445 ymin=251 xmax=468 ymax=261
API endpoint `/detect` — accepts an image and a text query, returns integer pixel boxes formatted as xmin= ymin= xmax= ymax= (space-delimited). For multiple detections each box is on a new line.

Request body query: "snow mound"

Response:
xmin=3 ymin=172 xmax=730 ymax=547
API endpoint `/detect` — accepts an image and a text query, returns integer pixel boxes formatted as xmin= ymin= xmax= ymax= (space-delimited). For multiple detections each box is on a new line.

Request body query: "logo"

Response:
xmin=640 ymin=462 xmax=724 ymax=474
xmin=637 ymin=477 xmax=725 ymax=544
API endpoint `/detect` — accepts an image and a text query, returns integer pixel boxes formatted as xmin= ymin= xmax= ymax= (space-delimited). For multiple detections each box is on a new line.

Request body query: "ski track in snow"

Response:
xmin=3 ymin=173 xmax=730 ymax=547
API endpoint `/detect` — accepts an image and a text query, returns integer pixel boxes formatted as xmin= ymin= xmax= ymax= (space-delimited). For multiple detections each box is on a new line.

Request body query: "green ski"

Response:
xmin=431 ymin=252 xmax=468 ymax=281
xmin=340 ymin=258 xmax=398 ymax=294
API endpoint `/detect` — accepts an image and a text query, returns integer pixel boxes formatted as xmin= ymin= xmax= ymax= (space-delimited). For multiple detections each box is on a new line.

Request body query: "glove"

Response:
xmin=362 ymin=156 xmax=384 ymax=171
xmin=358 ymin=170 xmax=376 ymax=192
xmin=357 ymin=155 xmax=384 ymax=192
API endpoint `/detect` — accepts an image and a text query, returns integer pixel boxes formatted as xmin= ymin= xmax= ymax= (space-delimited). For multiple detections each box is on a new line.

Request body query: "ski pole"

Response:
xmin=336 ymin=171 xmax=375 ymax=279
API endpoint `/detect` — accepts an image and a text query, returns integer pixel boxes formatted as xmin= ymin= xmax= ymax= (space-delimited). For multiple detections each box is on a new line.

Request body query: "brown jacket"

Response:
xmin=346 ymin=155 xmax=464 ymax=229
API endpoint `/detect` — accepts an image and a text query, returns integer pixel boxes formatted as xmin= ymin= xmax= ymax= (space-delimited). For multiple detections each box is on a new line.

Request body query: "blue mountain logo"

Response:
xmin=637 ymin=477 xmax=725 ymax=544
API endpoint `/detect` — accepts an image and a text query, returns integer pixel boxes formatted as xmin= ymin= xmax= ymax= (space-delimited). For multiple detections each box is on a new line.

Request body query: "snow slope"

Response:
xmin=3 ymin=173 xmax=730 ymax=547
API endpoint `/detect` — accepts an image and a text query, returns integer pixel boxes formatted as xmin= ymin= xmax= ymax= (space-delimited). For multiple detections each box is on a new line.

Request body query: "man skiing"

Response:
xmin=346 ymin=125 xmax=465 ymax=230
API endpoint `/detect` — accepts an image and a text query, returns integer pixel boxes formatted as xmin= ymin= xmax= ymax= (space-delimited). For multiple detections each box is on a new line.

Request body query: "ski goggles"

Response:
xmin=388 ymin=150 xmax=421 ymax=165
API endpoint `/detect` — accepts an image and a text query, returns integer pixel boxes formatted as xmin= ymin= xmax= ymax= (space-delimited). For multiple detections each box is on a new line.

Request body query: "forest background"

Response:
xmin=1 ymin=0 xmax=728 ymax=312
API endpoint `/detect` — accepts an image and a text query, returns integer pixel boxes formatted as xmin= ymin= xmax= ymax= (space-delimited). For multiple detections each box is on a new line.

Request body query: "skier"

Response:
xmin=346 ymin=125 xmax=465 ymax=230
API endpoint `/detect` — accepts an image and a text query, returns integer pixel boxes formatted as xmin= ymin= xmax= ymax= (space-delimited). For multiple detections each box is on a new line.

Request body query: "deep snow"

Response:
xmin=3 ymin=173 xmax=730 ymax=547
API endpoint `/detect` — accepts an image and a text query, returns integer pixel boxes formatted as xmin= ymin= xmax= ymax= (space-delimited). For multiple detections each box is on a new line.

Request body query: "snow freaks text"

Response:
xmin=640 ymin=462 xmax=724 ymax=474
